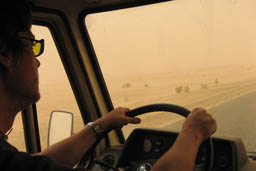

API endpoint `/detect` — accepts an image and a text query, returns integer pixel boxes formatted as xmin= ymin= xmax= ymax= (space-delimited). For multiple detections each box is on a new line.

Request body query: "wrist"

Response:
xmin=87 ymin=121 xmax=104 ymax=139
xmin=180 ymin=128 xmax=204 ymax=144
xmin=95 ymin=118 xmax=111 ymax=132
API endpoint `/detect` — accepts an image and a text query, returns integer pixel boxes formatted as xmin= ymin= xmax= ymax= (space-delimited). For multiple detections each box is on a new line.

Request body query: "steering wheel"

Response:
xmin=78 ymin=104 xmax=213 ymax=171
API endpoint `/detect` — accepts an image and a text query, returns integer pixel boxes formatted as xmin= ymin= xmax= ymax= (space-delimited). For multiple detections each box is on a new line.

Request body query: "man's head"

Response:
xmin=0 ymin=0 xmax=42 ymax=111
xmin=0 ymin=0 xmax=32 ymax=59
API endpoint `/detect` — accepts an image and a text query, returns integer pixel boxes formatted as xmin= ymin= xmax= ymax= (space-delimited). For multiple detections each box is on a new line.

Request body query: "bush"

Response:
xmin=184 ymin=86 xmax=190 ymax=93
xmin=200 ymin=84 xmax=208 ymax=90
xmin=175 ymin=86 xmax=183 ymax=94
xmin=215 ymin=78 xmax=219 ymax=85
xmin=122 ymin=83 xmax=131 ymax=88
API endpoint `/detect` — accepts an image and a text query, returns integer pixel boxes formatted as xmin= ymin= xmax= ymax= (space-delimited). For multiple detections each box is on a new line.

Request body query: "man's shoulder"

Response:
xmin=0 ymin=139 xmax=89 ymax=171
xmin=0 ymin=138 xmax=18 ymax=152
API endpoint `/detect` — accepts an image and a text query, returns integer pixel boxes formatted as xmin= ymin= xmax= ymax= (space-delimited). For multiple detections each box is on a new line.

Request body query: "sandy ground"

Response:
xmin=106 ymin=65 xmax=256 ymax=137
xmin=7 ymin=65 xmax=256 ymax=151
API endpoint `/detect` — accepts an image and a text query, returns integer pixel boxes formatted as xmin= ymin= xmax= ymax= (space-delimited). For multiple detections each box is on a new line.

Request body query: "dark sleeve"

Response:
xmin=0 ymin=148 xmax=89 ymax=171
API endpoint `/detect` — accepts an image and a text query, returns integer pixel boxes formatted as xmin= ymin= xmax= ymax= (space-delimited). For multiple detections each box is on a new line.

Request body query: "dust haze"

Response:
xmin=86 ymin=0 xmax=256 ymax=78
xmin=85 ymin=0 xmax=256 ymax=138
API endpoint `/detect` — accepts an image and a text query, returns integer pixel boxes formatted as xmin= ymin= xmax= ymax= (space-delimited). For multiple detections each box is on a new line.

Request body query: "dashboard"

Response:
xmin=92 ymin=128 xmax=256 ymax=171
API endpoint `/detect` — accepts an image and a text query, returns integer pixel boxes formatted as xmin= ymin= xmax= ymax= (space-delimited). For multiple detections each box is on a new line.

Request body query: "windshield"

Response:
xmin=85 ymin=0 xmax=256 ymax=152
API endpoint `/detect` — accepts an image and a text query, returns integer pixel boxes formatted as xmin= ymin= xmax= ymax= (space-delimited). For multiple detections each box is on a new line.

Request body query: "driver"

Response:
xmin=0 ymin=0 xmax=217 ymax=171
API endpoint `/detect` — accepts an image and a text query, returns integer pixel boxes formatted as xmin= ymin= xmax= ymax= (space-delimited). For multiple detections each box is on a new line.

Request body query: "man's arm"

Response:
xmin=35 ymin=107 xmax=141 ymax=167
xmin=35 ymin=123 xmax=98 ymax=167
xmin=151 ymin=108 xmax=217 ymax=171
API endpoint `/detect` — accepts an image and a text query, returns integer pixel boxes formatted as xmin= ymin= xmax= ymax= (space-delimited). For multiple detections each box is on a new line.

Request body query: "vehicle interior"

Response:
xmin=9 ymin=0 xmax=256 ymax=170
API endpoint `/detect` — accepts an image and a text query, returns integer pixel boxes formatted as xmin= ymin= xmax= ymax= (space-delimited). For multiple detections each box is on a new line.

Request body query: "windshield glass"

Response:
xmin=85 ymin=0 xmax=256 ymax=152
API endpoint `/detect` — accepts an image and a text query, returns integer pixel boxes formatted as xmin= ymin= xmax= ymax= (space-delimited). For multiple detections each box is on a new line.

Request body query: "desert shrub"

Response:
xmin=200 ymin=84 xmax=208 ymax=90
xmin=175 ymin=86 xmax=183 ymax=94
xmin=184 ymin=86 xmax=190 ymax=93
xmin=144 ymin=84 xmax=149 ymax=88
xmin=215 ymin=78 xmax=219 ymax=85
xmin=122 ymin=83 xmax=132 ymax=88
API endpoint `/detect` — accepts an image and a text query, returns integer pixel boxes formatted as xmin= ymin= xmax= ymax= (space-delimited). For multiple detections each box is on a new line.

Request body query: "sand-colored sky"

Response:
xmin=86 ymin=0 xmax=256 ymax=78
xmin=31 ymin=0 xmax=256 ymax=83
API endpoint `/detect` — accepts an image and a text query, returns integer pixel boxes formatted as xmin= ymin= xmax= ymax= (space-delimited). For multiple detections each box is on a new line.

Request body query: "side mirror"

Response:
xmin=48 ymin=110 xmax=74 ymax=146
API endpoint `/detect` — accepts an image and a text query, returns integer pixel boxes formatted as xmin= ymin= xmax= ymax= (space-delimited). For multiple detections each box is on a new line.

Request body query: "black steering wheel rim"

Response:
xmin=78 ymin=104 xmax=213 ymax=171
xmin=126 ymin=104 xmax=190 ymax=117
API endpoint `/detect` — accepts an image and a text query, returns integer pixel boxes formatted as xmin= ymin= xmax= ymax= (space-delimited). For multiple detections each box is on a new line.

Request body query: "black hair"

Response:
xmin=0 ymin=0 xmax=32 ymax=58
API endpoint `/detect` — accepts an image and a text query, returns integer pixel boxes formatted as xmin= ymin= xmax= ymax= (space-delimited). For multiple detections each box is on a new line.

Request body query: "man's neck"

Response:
xmin=0 ymin=94 xmax=19 ymax=134
xmin=0 ymin=114 xmax=15 ymax=135
xmin=0 ymin=80 xmax=26 ymax=134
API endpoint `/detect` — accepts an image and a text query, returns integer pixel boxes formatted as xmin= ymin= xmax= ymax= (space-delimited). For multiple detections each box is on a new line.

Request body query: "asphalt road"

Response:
xmin=165 ymin=90 xmax=256 ymax=152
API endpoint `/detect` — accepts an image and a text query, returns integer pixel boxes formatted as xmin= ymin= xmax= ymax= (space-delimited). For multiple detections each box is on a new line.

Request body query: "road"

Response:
xmin=165 ymin=90 xmax=256 ymax=152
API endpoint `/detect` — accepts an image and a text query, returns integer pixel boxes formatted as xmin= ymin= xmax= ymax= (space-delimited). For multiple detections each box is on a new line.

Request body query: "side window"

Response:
xmin=32 ymin=26 xmax=84 ymax=150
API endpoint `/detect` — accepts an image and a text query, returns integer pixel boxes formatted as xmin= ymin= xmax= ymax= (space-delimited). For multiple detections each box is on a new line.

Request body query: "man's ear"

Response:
xmin=0 ymin=54 xmax=13 ymax=71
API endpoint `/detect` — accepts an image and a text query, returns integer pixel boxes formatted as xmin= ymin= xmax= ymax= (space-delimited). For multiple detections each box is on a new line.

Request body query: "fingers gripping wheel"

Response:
xmin=125 ymin=104 xmax=214 ymax=171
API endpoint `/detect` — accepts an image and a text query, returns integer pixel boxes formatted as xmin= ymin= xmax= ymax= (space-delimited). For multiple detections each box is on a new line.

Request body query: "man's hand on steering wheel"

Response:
xmin=182 ymin=108 xmax=217 ymax=142
xmin=95 ymin=107 xmax=141 ymax=132
xmin=151 ymin=107 xmax=217 ymax=171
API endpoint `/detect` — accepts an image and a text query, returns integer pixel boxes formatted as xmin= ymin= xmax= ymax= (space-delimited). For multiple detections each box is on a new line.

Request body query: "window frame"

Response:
xmin=22 ymin=104 xmax=41 ymax=153
xmin=24 ymin=8 xmax=102 ymax=152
